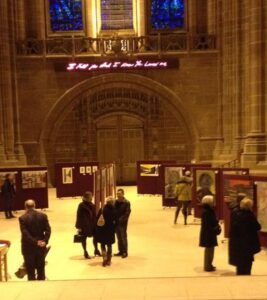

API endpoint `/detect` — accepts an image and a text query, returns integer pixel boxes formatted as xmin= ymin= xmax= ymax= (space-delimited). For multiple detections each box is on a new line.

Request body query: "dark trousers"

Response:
xmin=3 ymin=197 xmax=14 ymax=218
xmin=101 ymin=243 xmax=112 ymax=263
xmin=116 ymin=224 xmax=128 ymax=254
xmin=237 ymin=259 xmax=253 ymax=275
xmin=81 ymin=235 xmax=98 ymax=254
xmin=174 ymin=200 xmax=191 ymax=224
xmin=204 ymin=247 xmax=214 ymax=271
xmin=23 ymin=249 xmax=46 ymax=281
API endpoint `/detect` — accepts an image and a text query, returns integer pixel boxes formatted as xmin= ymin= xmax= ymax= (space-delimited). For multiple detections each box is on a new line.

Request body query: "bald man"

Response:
xmin=19 ymin=199 xmax=51 ymax=280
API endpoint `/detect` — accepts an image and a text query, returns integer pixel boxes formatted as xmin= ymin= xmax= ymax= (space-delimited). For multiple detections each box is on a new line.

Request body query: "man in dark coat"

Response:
xmin=19 ymin=199 xmax=51 ymax=281
xmin=199 ymin=195 xmax=220 ymax=272
xmin=228 ymin=193 xmax=246 ymax=266
xmin=114 ymin=188 xmax=131 ymax=258
xmin=1 ymin=173 xmax=16 ymax=219
xmin=231 ymin=198 xmax=261 ymax=275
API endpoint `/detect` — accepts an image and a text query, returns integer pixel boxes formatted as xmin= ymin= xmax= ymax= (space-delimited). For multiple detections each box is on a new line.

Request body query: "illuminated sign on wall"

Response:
xmin=65 ymin=58 xmax=179 ymax=72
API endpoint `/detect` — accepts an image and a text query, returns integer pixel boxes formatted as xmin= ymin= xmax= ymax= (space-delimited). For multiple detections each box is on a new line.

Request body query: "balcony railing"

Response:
xmin=16 ymin=34 xmax=217 ymax=58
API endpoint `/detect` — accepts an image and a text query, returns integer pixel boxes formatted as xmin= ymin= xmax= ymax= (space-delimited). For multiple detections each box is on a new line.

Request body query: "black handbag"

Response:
xmin=214 ymin=224 xmax=222 ymax=235
xmin=73 ymin=234 xmax=83 ymax=243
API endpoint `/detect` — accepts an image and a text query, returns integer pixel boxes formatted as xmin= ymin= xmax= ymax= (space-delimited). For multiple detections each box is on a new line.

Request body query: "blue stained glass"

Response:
xmin=49 ymin=0 xmax=83 ymax=32
xmin=151 ymin=0 xmax=185 ymax=30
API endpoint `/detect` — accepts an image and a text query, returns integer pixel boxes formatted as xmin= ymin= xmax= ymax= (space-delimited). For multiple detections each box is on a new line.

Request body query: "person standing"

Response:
xmin=174 ymin=175 xmax=192 ymax=225
xmin=19 ymin=199 xmax=51 ymax=281
xmin=1 ymin=173 xmax=16 ymax=219
xmin=95 ymin=197 xmax=117 ymax=267
xmin=199 ymin=195 xmax=221 ymax=272
xmin=114 ymin=188 xmax=131 ymax=258
xmin=231 ymin=198 xmax=261 ymax=275
xmin=75 ymin=191 xmax=100 ymax=259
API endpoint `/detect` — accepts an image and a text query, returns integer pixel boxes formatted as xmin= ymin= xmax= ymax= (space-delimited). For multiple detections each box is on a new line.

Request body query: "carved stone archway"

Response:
xmin=39 ymin=73 xmax=199 ymax=183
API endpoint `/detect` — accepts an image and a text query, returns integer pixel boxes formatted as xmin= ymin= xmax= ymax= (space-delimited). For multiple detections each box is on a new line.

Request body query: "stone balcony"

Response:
xmin=16 ymin=33 xmax=217 ymax=58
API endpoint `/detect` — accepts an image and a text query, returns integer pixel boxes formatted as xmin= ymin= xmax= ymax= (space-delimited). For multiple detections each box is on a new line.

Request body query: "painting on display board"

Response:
xmin=92 ymin=166 xmax=98 ymax=173
xmin=223 ymin=178 xmax=254 ymax=204
xmin=62 ymin=167 xmax=73 ymax=184
xmin=256 ymin=181 xmax=267 ymax=232
xmin=79 ymin=166 xmax=85 ymax=174
xmin=196 ymin=170 xmax=216 ymax=204
xmin=22 ymin=171 xmax=47 ymax=189
xmin=86 ymin=166 xmax=92 ymax=174
xmin=164 ymin=167 xmax=183 ymax=198
xmin=0 ymin=172 xmax=17 ymax=189
xmin=140 ymin=164 xmax=160 ymax=177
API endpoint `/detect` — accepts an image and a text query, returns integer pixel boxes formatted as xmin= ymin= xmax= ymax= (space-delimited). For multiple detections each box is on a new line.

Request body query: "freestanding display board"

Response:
xmin=55 ymin=162 xmax=99 ymax=198
xmin=137 ymin=161 xmax=176 ymax=195
xmin=0 ymin=166 xmax=48 ymax=211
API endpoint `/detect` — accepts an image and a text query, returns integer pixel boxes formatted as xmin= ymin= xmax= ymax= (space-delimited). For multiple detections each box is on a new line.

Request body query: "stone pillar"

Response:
xmin=241 ymin=1 xmax=267 ymax=166
xmin=15 ymin=0 xmax=26 ymax=39
xmin=25 ymin=0 xmax=45 ymax=38
xmin=188 ymin=0 xmax=197 ymax=33
xmin=207 ymin=0 xmax=216 ymax=34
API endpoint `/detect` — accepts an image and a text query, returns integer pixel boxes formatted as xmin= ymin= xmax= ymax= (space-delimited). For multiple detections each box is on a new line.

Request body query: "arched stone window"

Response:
xmin=149 ymin=0 xmax=185 ymax=31
xmin=47 ymin=0 xmax=85 ymax=34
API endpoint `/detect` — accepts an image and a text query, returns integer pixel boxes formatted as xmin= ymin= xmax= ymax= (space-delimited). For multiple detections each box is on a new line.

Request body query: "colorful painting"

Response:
xmin=140 ymin=164 xmax=160 ymax=177
xmin=223 ymin=178 xmax=254 ymax=204
xmin=22 ymin=171 xmax=47 ymax=189
xmin=256 ymin=181 xmax=267 ymax=232
xmin=62 ymin=167 xmax=73 ymax=184
xmin=196 ymin=170 xmax=216 ymax=204
xmin=164 ymin=167 xmax=183 ymax=198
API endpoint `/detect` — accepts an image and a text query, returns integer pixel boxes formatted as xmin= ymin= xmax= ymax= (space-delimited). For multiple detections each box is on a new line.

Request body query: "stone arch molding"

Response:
xmin=39 ymin=73 xmax=199 ymax=163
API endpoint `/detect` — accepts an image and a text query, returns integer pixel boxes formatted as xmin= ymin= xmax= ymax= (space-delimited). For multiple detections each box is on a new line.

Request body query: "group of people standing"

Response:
xmin=75 ymin=188 xmax=131 ymax=267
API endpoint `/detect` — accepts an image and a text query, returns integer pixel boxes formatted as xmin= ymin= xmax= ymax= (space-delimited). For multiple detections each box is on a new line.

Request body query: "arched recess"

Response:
xmin=39 ymin=73 xmax=199 ymax=184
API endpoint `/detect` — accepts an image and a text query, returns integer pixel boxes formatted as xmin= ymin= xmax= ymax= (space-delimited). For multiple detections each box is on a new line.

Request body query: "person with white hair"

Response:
xmin=199 ymin=195 xmax=221 ymax=272
xmin=231 ymin=198 xmax=261 ymax=275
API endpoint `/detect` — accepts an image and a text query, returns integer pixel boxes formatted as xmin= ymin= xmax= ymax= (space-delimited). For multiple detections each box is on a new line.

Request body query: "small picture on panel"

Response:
xmin=62 ymin=167 xmax=73 ymax=184
xmin=0 ymin=172 xmax=17 ymax=189
xmin=140 ymin=164 xmax=159 ymax=177
xmin=164 ymin=167 xmax=183 ymax=198
xmin=92 ymin=166 xmax=98 ymax=173
xmin=80 ymin=166 xmax=85 ymax=174
xmin=196 ymin=170 xmax=216 ymax=204
xmin=223 ymin=178 xmax=254 ymax=204
xmin=86 ymin=166 xmax=92 ymax=174
xmin=22 ymin=171 xmax=47 ymax=189
xmin=256 ymin=181 xmax=267 ymax=232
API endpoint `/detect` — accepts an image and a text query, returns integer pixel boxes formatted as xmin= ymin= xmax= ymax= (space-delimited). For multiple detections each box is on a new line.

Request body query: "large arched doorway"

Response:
xmin=39 ymin=73 xmax=198 ymax=185
xmin=96 ymin=114 xmax=144 ymax=184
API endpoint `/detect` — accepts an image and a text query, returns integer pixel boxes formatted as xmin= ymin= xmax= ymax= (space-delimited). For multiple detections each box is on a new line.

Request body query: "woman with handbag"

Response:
xmin=199 ymin=195 xmax=221 ymax=272
xmin=75 ymin=191 xmax=101 ymax=259
xmin=95 ymin=197 xmax=117 ymax=267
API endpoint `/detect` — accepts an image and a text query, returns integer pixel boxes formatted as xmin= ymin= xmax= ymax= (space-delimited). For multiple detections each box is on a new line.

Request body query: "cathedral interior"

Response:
xmin=0 ymin=0 xmax=267 ymax=299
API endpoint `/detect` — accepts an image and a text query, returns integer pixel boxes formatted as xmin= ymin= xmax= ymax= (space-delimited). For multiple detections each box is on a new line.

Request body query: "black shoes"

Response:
xmin=84 ymin=251 xmax=91 ymax=259
xmin=121 ymin=253 xmax=128 ymax=258
xmin=94 ymin=249 xmax=101 ymax=256
xmin=205 ymin=266 xmax=216 ymax=272
xmin=114 ymin=252 xmax=122 ymax=257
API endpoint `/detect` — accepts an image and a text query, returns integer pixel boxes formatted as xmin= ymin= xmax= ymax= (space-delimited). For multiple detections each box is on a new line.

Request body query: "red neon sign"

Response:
xmin=66 ymin=60 xmax=170 ymax=71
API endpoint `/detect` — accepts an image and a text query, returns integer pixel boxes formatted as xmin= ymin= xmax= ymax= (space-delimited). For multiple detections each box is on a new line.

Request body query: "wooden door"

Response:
xmin=97 ymin=114 xmax=144 ymax=184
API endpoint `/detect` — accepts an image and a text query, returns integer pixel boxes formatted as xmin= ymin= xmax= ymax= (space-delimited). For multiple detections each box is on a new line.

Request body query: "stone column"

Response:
xmin=207 ymin=0 xmax=216 ymax=34
xmin=15 ymin=0 xmax=26 ymax=39
xmin=188 ymin=0 xmax=197 ymax=33
xmin=242 ymin=1 xmax=266 ymax=166
xmin=0 ymin=0 xmax=16 ymax=160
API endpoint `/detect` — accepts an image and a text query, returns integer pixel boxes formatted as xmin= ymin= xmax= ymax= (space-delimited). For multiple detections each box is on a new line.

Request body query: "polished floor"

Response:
xmin=1 ymin=187 xmax=267 ymax=299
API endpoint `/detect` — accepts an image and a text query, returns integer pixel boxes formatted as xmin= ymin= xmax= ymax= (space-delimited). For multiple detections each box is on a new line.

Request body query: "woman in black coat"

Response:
xmin=75 ymin=191 xmax=100 ymax=258
xmin=95 ymin=197 xmax=117 ymax=267
xmin=199 ymin=195 xmax=221 ymax=272
xmin=1 ymin=174 xmax=16 ymax=219
xmin=231 ymin=198 xmax=261 ymax=275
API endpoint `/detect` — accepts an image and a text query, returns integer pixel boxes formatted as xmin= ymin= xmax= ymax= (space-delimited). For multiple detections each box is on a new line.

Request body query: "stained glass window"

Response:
xmin=101 ymin=0 xmax=133 ymax=30
xmin=49 ymin=0 xmax=83 ymax=32
xmin=151 ymin=0 xmax=185 ymax=30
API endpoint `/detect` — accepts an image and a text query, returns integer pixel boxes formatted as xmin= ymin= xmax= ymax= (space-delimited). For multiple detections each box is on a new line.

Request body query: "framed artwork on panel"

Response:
xmin=256 ymin=181 xmax=267 ymax=232
xmin=22 ymin=171 xmax=47 ymax=189
xmin=140 ymin=164 xmax=160 ymax=177
xmin=164 ymin=167 xmax=183 ymax=198
xmin=79 ymin=166 xmax=85 ymax=174
xmin=223 ymin=178 xmax=254 ymax=204
xmin=86 ymin=166 xmax=92 ymax=174
xmin=62 ymin=167 xmax=73 ymax=184
xmin=196 ymin=170 xmax=216 ymax=204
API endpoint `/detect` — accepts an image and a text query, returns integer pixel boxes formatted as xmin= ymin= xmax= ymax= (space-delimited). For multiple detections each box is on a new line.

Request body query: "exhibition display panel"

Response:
xmin=55 ymin=162 xmax=99 ymax=198
xmin=0 ymin=166 xmax=48 ymax=211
